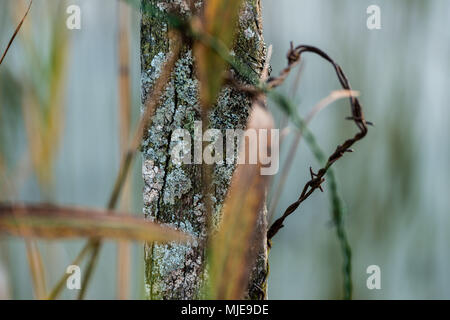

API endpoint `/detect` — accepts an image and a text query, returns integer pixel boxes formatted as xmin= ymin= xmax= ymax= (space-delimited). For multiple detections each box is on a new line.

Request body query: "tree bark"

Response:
xmin=141 ymin=0 xmax=266 ymax=299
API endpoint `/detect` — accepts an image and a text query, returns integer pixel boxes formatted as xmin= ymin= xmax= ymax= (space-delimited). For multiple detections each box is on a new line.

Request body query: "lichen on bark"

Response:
xmin=141 ymin=0 xmax=267 ymax=299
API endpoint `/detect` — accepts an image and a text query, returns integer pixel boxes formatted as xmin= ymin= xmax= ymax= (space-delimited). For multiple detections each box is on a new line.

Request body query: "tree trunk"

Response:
xmin=141 ymin=0 xmax=266 ymax=299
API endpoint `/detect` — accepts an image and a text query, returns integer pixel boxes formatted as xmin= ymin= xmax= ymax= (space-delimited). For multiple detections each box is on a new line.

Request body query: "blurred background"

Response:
xmin=0 ymin=0 xmax=449 ymax=299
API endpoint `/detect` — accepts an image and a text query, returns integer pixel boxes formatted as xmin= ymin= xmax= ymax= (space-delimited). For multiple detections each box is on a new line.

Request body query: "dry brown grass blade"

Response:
xmin=47 ymin=32 xmax=184 ymax=301
xmin=194 ymin=0 xmax=244 ymax=109
xmin=25 ymin=240 xmax=47 ymax=299
xmin=22 ymin=5 xmax=69 ymax=188
xmin=208 ymin=102 xmax=272 ymax=299
xmin=0 ymin=204 xmax=192 ymax=243
xmin=0 ymin=0 xmax=32 ymax=66
xmin=117 ymin=1 xmax=132 ymax=300
xmin=193 ymin=0 xmax=246 ymax=277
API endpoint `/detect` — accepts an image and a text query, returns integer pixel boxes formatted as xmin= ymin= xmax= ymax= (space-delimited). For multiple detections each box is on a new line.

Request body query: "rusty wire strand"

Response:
xmin=266 ymin=43 xmax=371 ymax=242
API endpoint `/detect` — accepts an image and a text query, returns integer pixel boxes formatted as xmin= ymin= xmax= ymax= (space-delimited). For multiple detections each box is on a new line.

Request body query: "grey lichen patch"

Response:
xmin=209 ymin=86 xmax=252 ymax=213
xmin=235 ymin=0 xmax=266 ymax=79
xmin=174 ymin=50 xmax=200 ymax=110
xmin=141 ymin=52 xmax=166 ymax=101
xmin=244 ymin=27 xmax=255 ymax=40
xmin=141 ymin=2 xmax=169 ymax=79
xmin=147 ymin=217 xmax=204 ymax=299
xmin=143 ymin=159 xmax=163 ymax=211
xmin=163 ymin=167 xmax=192 ymax=205
xmin=246 ymin=204 xmax=269 ymax=300
xmin=141 ymin=0 xmax=267 ymax=300
xmin=141 ymin=11 xmax=205 ymax=296
xmin=162 ymin=0 xmax=190 ymax=14
xmin=150 ymin=243 xmax=192 ymax=298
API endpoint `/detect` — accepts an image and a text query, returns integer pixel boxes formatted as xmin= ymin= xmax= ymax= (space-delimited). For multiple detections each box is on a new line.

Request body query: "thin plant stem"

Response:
xmin=270 ymin=92 xmax=354 ymax=299
xmin=77 ymin=241 xmax=101 ymax=300
xmin=47 ymin=32 xmax=183 ymax=300
xmin=268 ymin=90 xmax=359 ymax=222
xmin=116 ymin=2 xmax=132 ymax=299
xmin=0 ymin=0 xmax=32 ymax=66
xmin=266 ymin=44 xmax=370 ymax=241
xmin=47 ymin=243 xmax=91 ymax=300
xmin=25 ymin=239 xmax=47 ymax=299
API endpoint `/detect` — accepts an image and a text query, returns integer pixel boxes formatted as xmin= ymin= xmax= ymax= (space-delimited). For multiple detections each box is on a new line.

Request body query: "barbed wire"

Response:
xmin=265 ymin=43 xmax=372 ymax=242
